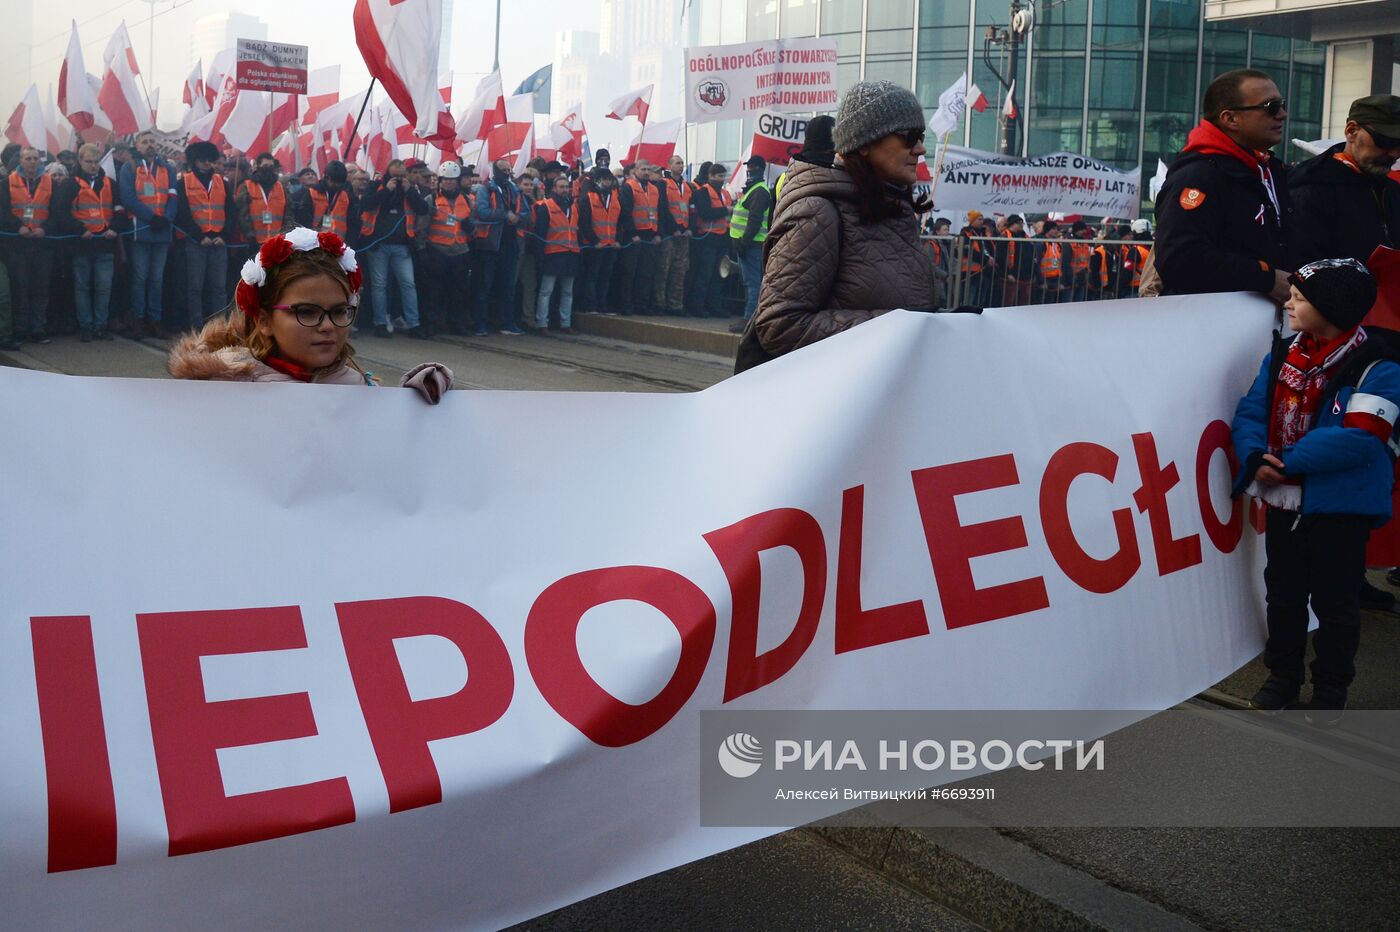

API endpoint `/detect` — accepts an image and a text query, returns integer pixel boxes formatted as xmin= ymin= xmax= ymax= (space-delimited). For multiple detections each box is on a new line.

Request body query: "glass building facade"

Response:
xmin=686 ymin=0 xmax=1325 ymax=212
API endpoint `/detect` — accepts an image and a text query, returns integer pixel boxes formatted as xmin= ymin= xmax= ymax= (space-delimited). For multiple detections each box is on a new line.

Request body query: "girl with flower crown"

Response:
xmin=168 ymin=227 xmax=452 ymax=402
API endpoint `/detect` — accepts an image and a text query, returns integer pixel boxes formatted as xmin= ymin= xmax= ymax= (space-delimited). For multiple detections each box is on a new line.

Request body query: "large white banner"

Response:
xmin=1 ymin=297 xmax=1273 ymax=930
xmin=934 ymin=145 xmax=1143 ymax=218
xmin=686 ymin=38 xmax=839 ymax=124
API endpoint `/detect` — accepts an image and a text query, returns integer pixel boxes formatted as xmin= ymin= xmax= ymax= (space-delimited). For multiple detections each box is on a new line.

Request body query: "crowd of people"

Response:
xmin=0 ymin=132 xmax=789 ymax=350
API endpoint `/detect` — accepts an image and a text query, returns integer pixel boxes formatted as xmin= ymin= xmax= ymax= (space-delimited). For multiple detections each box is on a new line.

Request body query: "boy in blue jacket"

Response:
xmin=1231 ymin=258 xmax=1397 ymax=723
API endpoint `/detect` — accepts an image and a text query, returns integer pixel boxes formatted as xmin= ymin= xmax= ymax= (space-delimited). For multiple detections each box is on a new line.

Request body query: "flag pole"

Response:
xmin=344 ymin=79 xmax=377 ymax=160
xmin=928 ymin=131 xmax=952 ymax=204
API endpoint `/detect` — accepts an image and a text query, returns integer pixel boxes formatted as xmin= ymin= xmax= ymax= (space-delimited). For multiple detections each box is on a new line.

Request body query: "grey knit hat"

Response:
xmin=833 ymin=81 xmax=926 ymax=155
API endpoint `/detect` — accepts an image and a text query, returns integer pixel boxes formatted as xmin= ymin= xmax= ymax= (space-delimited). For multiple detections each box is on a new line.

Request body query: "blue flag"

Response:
xmin=513 ymin=65 xmax=553 ymax=115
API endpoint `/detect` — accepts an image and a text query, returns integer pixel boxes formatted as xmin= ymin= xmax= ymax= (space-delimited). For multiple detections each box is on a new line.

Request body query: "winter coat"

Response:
xmin=470 ymin=178 xmax=523 ymax=253
xmin=1155 ymin=120 xmax=1291 ymax=297
xmin=747 ymin=159 xmax=936 ymax=361
xmin=1230 ymin=328 xmax=1400 ymax=524
xmin=1289 ymin=143 xmax=1400 ymax=267
xmin=167 ymin=339 xmax=376 ymax=385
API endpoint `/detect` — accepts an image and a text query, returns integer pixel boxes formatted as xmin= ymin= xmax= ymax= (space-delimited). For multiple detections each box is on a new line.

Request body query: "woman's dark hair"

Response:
xmin=842 ymin=151 xmax=932 ymax=225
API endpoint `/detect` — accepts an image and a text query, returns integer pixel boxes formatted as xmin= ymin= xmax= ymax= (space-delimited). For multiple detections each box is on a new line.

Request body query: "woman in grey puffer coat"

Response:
xmin=739 ymin=81 xmax=937 ymax=371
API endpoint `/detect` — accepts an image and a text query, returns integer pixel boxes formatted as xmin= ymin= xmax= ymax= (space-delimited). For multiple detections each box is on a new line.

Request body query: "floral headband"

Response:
xmin=235 ymin=227 xmax=362 ymax=318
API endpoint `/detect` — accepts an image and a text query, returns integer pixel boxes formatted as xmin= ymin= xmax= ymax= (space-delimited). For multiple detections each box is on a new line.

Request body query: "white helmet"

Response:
xmin=1131 ymin=218 xmax=1151 ymax=235
xmin=437 ymin=161 xmax=462 ymax=179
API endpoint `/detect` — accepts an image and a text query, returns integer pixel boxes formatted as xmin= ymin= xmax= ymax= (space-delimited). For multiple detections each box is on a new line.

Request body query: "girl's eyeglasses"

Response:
xmin=269 ymin=303 xmax=359 ymax=328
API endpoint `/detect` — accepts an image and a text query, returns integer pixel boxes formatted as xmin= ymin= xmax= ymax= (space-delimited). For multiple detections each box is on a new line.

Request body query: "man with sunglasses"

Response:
xmin=1290 ymin=95 xmax=1400 ymax=269
xmin=1155 ymin=69 xmax=1293 ymax=305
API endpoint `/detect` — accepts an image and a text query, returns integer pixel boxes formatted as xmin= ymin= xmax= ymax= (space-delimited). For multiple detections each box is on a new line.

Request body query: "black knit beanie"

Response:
xmin=1289 ymin=258 xmax=1377 ymax=331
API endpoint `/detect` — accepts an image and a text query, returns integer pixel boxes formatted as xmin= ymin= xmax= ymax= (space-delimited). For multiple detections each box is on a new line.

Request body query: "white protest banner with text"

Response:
xmin=686 ymin=38 xmax=839 ymax=124
xmin=1 ymin=297 xmax=1272 ymax=930
xmin=935 ymin=146 xmax=1142 ymax=217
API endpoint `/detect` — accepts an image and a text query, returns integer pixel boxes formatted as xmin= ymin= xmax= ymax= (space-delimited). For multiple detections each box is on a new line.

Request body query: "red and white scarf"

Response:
xmin=1269 ymin=326 xmax=1367 ymax=460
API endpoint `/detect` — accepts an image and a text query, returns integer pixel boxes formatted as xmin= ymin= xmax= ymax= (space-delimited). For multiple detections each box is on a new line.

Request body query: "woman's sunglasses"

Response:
xmin=894 ymin=128 xmax=926 ymax=148
xmin=1230 ymin=98 xmax=1287 ymax=118
xmin=269 ymin=303 xmax=359 ymax=328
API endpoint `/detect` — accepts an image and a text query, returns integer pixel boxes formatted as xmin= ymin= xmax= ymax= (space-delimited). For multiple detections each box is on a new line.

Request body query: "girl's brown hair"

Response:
xmin=841 ymin=151 xmax=933 ymax=225
xmin=192 ymin=247 xmax=366 ymax=377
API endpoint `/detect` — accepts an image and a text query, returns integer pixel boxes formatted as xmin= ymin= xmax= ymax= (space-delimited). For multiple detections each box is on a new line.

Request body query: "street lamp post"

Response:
xmin=982 ymin=0 xmax=1034 ymax=156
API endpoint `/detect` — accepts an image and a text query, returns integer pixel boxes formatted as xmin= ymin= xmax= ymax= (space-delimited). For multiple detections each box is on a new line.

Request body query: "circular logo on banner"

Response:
xmin=694 ymin=79 xmax=729 ymax=115
xmin=717 ymin=732 xmax=763 ymax=778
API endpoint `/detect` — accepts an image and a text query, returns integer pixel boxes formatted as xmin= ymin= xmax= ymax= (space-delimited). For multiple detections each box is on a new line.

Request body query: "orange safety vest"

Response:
xmin=542 ymin=199 xmax=579 ymax=254
xmin=472 ymin=188 xmax=502 ymax=240
xmin=959 ymin=231 xmax=982 ymax=275
xmin=244 ymin=179 xmax=287 ymax=244
xmin=1039 ymin=241 xmax=1063 ymax=279
xmin=427 ymin=192 xmax=471 ymax=247
xmin=694 ymin=186 xmax=731 ymax=236
xmin=184 ymin=172 xmax=226 ymax=234
xmin=1070 ymin=242 xmax=1090 ymax=275
xmin=310 ymin=188 xmax=351 ymax=237
xmin=627 ymin=178 xmax=659 ymax=233
xmin=517 ymin=195 xmax=534 ymax=241
xmin=665 ymin=177 xmax=694 ymax=230
xmin=133 ymin=161 xmax=170 ymax=215
xmin=1092 ymin=244 xmax=1110 ymax=288
xmin=1120 ymin=244 xmax=1150 ymax=288
xmin=9 ymin=172 xmax=52 ymax=225
xmin=1002 ymin=229 xmax=1017 ymax=271
xmin=359 ymin=204 xmax=416 ymax=239
xmin=71 ymin=176 xmax=113 ymax=233
xmin=588 ymin=191 xmax=621 ymax=247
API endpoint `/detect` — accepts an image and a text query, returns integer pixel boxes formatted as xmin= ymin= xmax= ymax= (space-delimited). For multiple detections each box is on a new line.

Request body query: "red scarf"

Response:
xmin=1182 ymin=119 xmax=1281 ymax=219
xmin=264 ymin=355 xmax=314 ymax=382
xmin=1269 ymin=327 xmax=1367 ymax=474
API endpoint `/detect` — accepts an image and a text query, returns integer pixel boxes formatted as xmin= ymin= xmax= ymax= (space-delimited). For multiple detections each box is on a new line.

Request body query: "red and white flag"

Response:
xmin=82 ymin=74 xmax=113 ymax=142
xmin=98 ymin=46 xmax=151 ymax=136
xmin=511 ymin=125 xmax=535 ymax=177
xmin=454 ymin=70 xmax=505 ymax=145
xmin=606 ymin=84 xmax=653 ymax=123
xmin=483 ymin=93 xmax=534 ymax=164
xmin=916 ymin=153 xmax=932 ymax=182
xmin=269 ymin=93 xmax=299 ymax=146
xmin=364 ymin=101 xmax=395 ymax=174
xmin=438 ymin=71 xmax=453 ymax=105
xmin=148 ymin=86 xmax=159 ymax=128
xmin=302 ymin=65 xmax=340 ymax=124
xmin=316 ymin=86 xmax=372 ymax=162
xmin=103 ymin=21 xmax=140 ymax=76
xmin=377 ymin=97 xmax=409 ymax=156
xmin=353 ymin=0 xmax=453 ymax=140
xmin=4 ymin=84 xmax=49 ymax=150
xmin=205 ymin=49 xmax=234 ymax=109
xmin=221 ymin=89 xmax=275 ymax=154
xmin=58 ymin=21 xmax=100 ymax=133
xmin=1003 ymin=80 xmax=1018 ymax=120
xmin=625 ymin=117 xmax=680 ymax=166
xmin=183 ymin=60 xmax=204 ymax=109
xmin=967 ymin=83 xmax=989 ymax=113
xmin=550 ymin=109 xmax=587 ymax=165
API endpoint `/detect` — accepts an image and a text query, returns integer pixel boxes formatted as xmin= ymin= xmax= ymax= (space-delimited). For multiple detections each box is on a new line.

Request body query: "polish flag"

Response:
xmin=272 ymin=127 xmax=297 ymax=172
xmin=302 ymin=65 xmax=340 ymax=125
xmin=316 ymin=86 xmax=371 ymax=161
xmin=269 ymin=93 xmax=299 ymax=145
xmin=455 ymin=71 xmax=506 ymax=145
xmin=205 ymin=49 xmax=234 ymax=109
xmin=378 ymin=98 xmax=410 ymax=153
xmin=221 ymin=89 xmax=276 ymax=154
xmin=966 ymin=83 xmax=989 ymax=113
xmin=82 ymin=74 xmax=114 ymax=142
xmin=181 ymin=74 xmax=212 ymax=133
xmin=483 ymin=93 xmax=534 ymax=164
xmin=511 ymin=125 xmax=535 ymax=177
xmin=916 ymin=154 xmax=932 ymax=182
xmin=725 ymin=143 xmax=752 ymax=198
xmin=1003 ymin=80 xmax=1018 ymax=120
xmin=438 ymin=71 xmax=453 ymax=105
xmin=353 ymin=0 xmax=454 ymax=140
xmin=407 ymin=72 xmax=456 ymax=148
xmin=606 ymin=84 xmax=653 ymax=123
xmin=58 ymin=21 xmax=100 ymax=133
xmin=625 ymin=117 xmax=680 ymax=167
xmin=4 ymin=84 xmax=49 ymax=149
xmin=459 ymin=139 xmax=484 ymax=175
xmin=148 ymin=87 xmax=159 ymax=128
xmin=183 ymin=60 xmax=204 ymax=109
xmin=103 ymin=21 xmax=141 ymax=76
xmin=98 ymin=47 xmax=151 ymax=136
xmin=550 ymin=108 xmax=587 ymax=166
xmin=364 ymin=102 xmax=395 ymax=174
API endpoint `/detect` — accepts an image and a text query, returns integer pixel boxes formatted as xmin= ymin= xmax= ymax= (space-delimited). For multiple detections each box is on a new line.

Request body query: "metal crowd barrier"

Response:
xmin=919 ymin=235 xmax=1156 ymax=309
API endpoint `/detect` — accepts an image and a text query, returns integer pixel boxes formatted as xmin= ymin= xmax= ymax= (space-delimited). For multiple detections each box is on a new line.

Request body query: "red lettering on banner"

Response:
xmin=835 ymin=485 xmax=929 ymax=653
xmin=1039 ymin=443 xmax=1141 ymax=594
xmin=136 ymin=606 xmax=355 ymax=857
xmin=1131 ymin=433 xmax=1204 ymax=575
xmin=526 ymin=566 xmax=716 ymax=746
xmin=912 ymin=455 xmax=1050 ymax=629
xmin=1195 ymin=420 xmax=1245 ymax=555
xmin=31 ymin=616 xmax=118 ymax=872
xmin=337 ymin=597 xmax=514 ymax=813
xmin=705 ymin=508 xmax=827 ymax=701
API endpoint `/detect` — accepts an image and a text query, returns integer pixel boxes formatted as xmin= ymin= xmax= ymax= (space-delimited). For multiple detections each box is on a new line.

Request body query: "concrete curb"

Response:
xmin=573 ymin=312 xmax=740 ymax=358
xmin=805 ymin=820 xmax=1204 ymax=932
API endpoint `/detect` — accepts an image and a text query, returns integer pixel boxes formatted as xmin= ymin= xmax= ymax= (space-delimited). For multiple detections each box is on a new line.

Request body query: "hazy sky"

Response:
xmin=16 ymin=0 xmax=599 ymax=133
